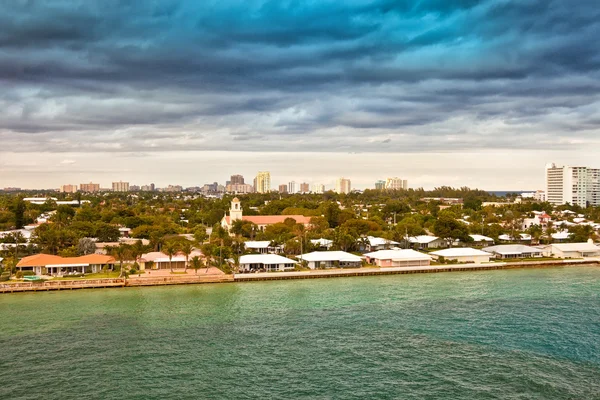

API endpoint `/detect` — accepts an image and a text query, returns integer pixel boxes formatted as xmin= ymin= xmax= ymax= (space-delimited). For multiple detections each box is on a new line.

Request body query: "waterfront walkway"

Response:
xmin=1 ymin=258 xmax=598 ymax=293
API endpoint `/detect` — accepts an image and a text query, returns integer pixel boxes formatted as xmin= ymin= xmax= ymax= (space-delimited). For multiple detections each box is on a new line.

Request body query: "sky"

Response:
xmin=1 ymin=0 xmax=599 ymax=190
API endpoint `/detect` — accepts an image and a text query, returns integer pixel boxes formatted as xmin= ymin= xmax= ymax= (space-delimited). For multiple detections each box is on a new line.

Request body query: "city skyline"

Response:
xmin=1 ymin=1 xmax=599 ymax=189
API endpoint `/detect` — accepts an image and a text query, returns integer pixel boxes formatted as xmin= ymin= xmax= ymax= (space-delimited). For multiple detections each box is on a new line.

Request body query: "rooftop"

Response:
xmin=298 ymin=251 xmax=362 ymax=262
xmin=364 ymin=248 xmax=432 ymax=261
xmin=430 ymin=248 xmax=492 ymax=257
xmin=239 ymin=254 xmax=297 ymax=265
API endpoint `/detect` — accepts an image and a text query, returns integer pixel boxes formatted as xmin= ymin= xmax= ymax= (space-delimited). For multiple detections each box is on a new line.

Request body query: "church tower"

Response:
xmin=230 ymin=197 xmax=243 ymax=221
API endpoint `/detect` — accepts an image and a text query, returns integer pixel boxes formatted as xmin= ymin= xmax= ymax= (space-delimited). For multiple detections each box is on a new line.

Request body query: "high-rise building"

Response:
xmin=112 ymin=181 xmax=130 ymax=192
xmin=300 ymin=182 xmax=309 ymax=193
xmin=335 ymin=178 xmax=351 ymax=194
xmin=312 ymin=184 xmax=325 ymax=194
xmin=375 ymin=180 xmax=386 ymax=190
xmin=545 ymin=163 xmax=600 ymax=207
xmin=60 ymin=184 xmax=78 ymax=193
xmin=255 ymin=171 xmax=271 ymax=193
xmin=385 ymin=177 xmax=408 ymax=190
xmin=288 ymin=181 xmax=297 ymax=194
xmin=230 ymin=174 xmax=245 ymax=185
xmin=278 ymin=184 xmax=288 ymax=194
xmin=80 ymin=182 xmax=100 ymax=193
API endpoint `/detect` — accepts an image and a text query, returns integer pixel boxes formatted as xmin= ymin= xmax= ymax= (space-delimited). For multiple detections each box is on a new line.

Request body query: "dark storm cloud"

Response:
xmin=0 ymin=0 xmax=599 ymax=154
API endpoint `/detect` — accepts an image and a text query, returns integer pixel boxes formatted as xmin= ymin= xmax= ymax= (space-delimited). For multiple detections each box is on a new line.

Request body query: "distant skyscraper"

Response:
xmin=545 ymin=163 xmax=600 ymax=207
xmin=288 ymin=181 xmax=297 ymax=194
xmin=385 ymin=177 xmax=408 ymax=190
xmin=278 ymin=184 xmax=288 ymax=193
xmin=112 ymin=181 xmax=129 ymax=192
xmin=375 ymin=180 xmax=386 ymax=190
xmin=60 ymin=184 xmax=78 ymax=193
xmin=80 ymin=182 xmax=100 ymax=193
xmin=312 ymin=184 xmax=325 ymax=194
xmin=255 ymin=171 xmax=271 ymax=193
xmin=230 ymin=174 xmax=245 ymax=185
xmin=300 ymin=182 xmax=309 ymax=193
xmin=335 ymin=178 xmax=351 ymax=194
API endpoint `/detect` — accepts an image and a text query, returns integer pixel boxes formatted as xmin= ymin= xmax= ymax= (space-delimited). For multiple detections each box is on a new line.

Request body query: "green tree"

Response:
xmin=433 ymin=213 xmax=471 ymax=245
xmin=77 ymin=237 xmax=96 ymax=255
xmin=162 ymin=240 xmax=180 ymax=273
xmin=109 ymin=243 xmax=131 ymax=278
xmin=179 ymin=239 xmax=194 ymax=272
xmin=190 ymin=255 xmax=203 ymax=275
xmin=11 ymin=197 xmax=26 ymax=229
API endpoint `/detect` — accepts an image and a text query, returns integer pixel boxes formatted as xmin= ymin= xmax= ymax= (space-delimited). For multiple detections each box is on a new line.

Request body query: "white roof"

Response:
xmin=551 ymin=231 xmax=572 ymax=240
xmin=430 ymin=248 xmax=492 ymax=257
xmin=244 ymin=241 xmax=272 ymax=249
xmin=364 ymin=248 xmax=432 ymax=261
xmin=367 ymin=236 xmax=400 ymax=246
xmin=551 ymin=242 xmax=600 ymax=252
xmin=408 ymin=235 xmax=440 ymax=244
xmin=499 ymin=233 xmax=532 ymax=241
xmin=469 ymin=234 xmax=494 ymax=242
xmin=310 ymin=238 xmax=333 ymax=247
xmin=0 ymin=257 xmax=4 ymax=262
xmin=483 ymin=245 xmax=543 ymax=255
xmin=298 ymin=251 xmax=361 ymax=262
xmin=239 ymin=254 xmax=297 ymax=265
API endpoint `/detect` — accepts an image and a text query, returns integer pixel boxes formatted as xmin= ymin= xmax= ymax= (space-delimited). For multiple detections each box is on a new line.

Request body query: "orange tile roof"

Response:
xmin=225 ymin=215 xmax=312 ymax=225
xmin=17 ymin=254 xmax=116 ymax=267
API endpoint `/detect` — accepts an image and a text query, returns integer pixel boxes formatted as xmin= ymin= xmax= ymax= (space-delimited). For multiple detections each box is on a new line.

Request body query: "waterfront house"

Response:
xmin=482 ymin=245 xmax=544 ymax=259
xmin=139 ymin=250 xmax=203 ymax=270
xmin=238 ymin=254 xmax=297 ymax=272
xmin=298 ymin=251 xmax=362 ymax=269
xmin=364 ymin=248 xmax=432 ymax=267
xmin=16 ymin=254 xmax=116 ymax=276
xmin=550 ymin=241 xmax=600 ymax=258
xmin=244 ymin=241 xmax=274 ymax=254
xmin=429 ymin=248 xmax=493 ymax=263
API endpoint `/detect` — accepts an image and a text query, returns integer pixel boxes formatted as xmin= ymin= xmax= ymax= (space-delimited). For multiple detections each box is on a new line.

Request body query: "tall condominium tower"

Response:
xmin=545 ymin=163 xmax=600 ymax=207
xmin=385 ymin=177 xmax=408 ymax=190
xmin=255 ymin=171 xmax=271 ymax=193
xmin=230 ymin=174 xmax=245 ymax=185
xmin=335 ymin=178 xmax=351 ymax=194
xmin=112 ymin=181 xmax=130 ymax=192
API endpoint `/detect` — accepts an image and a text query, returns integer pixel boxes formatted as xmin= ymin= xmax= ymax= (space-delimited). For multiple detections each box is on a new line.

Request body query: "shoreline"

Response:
xmin=1 ymin=258 xmax=598 ymax=294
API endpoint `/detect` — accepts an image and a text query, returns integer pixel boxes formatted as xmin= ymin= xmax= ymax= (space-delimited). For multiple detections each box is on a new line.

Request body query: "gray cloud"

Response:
xmin=0 ymin=0 xmax=598 ymax=159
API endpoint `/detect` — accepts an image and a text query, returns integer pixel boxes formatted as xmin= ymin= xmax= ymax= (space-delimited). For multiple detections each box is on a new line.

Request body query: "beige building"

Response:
xmin=112 ymin=181 xmax=130 ymax=192
xmin=385 ymin=177 xmax=408 ymax=190
xmin=226 ymin=183 xmax=254 ymax=194
xmin=80 ymin=182 xmax=100 ymax=193
xmin=60 ymin=184 xmax=78 ymax=193
xmin=300 ymin=182 xmax=309 ymax=193
xmin=335 ymin=178 xmax=351 ymax=194
xmin=255 ymin=171 xmax=271 ymax=193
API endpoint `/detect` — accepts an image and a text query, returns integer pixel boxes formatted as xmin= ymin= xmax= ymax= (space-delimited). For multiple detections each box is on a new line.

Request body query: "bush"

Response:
xmin=15 ymin=271 xmax=23 ymax=279
xmin=21 ymin=271 xmax=36 ymax=276
xmin=129 ymin=267 xmax=138 ymax=275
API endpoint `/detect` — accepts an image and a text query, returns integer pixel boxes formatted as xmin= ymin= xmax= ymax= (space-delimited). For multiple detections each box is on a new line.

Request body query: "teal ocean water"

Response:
xmin=1 ymin=267 xmax=600 ymax=399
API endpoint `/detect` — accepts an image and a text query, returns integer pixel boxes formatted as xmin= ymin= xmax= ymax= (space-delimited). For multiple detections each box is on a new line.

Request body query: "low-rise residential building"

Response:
xmin=469 ymin=235 xmax=495 ymax=246
xmin=407 ymin=235 xmax=447 ymax=249
xmin=238 ymin=254 xmax=296 ymax=272
xmin=550 ymin=241 xmax=600 ymax=258
xmin=16 ymin=254 xmax=116 ymax=276
xmin=363 ymin=236 xmax=400 ymax=251
xmin=298 ymin=251 xmax=362 ymax=269
xmin=483 ymin=245 xmax=544 ymax=259
xmin=310 ymin=238 xmax=333 ymax=250
xmin=138 ymin=250 xmax=203 ymax=270
xmin=364 ymin=248 xmax=432 ymax=267
xmin=244 ymin=241 xmax=281 ymax=254
xmin=430 ymin=248 xmax=493 ymax=263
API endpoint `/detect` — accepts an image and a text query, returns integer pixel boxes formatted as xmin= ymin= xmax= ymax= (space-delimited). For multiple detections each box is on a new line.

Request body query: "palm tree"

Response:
xmin=162 ymin=240 xmax=179 ymax=273
xmin=129 ymin=240 xmax=148 ymax=265
xmin=201 ymin=243 xmax=215 ymax=273
xmin=179 ymin=240 xmax=194 ymax=272
xmin=190 ymin=255 xmax=203 ymax=275
xmin=109 ymin=243 xmax=131 ymax=278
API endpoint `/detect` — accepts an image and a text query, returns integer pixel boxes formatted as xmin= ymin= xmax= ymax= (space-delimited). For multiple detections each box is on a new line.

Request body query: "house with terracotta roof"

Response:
xmin=221 ymin=198 xmax=312 ymax=232
xmin=16 ymin=254 xmax=116 ymax=276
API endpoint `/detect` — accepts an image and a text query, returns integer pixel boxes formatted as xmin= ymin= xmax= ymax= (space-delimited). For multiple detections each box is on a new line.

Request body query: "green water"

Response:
xmin=1 ymin=267 xmax=600 ymax=399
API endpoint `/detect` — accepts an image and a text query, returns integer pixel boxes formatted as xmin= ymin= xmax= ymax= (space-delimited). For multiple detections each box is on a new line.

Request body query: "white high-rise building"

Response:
xmin=312 ymin=183 xmax=325 ymax=194
xmin=288 ymin=181 xmax=298 ymax=194
xmin=385 ymin=177 xmax=408 ymax=190
xmin=545 ymin=163 xmax=600 ymax=207
xmin=335 ymin=178 xmax=351 ymax=194
xmin=112 ymin=181 xmax=130 ymax=192
xmin=255 ymin=171 xmax=271 ymax=193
